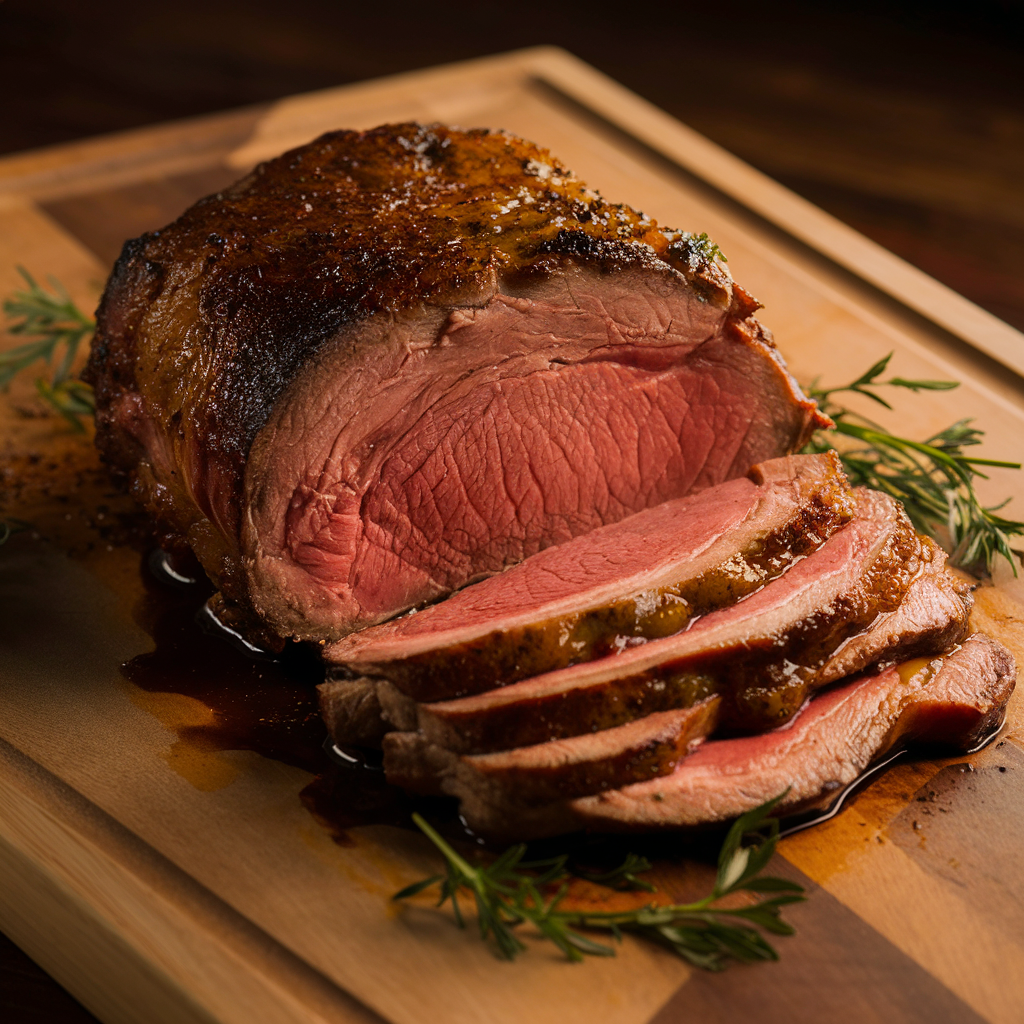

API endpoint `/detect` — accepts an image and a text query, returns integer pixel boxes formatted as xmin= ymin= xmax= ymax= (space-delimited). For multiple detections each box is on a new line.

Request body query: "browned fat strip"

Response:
xmin=382 ymin=699 xmax=721 ymax=803
xmin=450 ymin=634 xmax=1015 ymax=840
xmin=411 ymin=491 xmax=955 ymax=749
xmin=411 ymin=545 xmax=970 ymax=754
xmin=809 ymin=554 xmax=971 ymax=686
xmin=325 ymin=452 xmax=854 ymax=700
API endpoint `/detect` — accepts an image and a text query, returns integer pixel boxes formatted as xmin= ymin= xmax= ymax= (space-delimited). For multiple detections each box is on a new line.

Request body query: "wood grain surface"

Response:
xmin=2 ymin=47 xmax=1024 ymax=1024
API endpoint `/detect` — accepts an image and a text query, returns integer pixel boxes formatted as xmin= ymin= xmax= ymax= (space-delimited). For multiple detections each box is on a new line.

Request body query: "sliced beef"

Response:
xmin=447 ymin=634 xmax=1014 ymax=840
xmin=561 ymin=633 xmax=1016 ymax=836
xmin=380 ymin=552 xmax=970 ymax=761
xmin=395 ymin=490 xmax=971 ymax=749
xmin=86 ymin=123 xmax=825 ymax=643
xmin=319 ymin=676 xmax=390 ymax=747
xmin=375 ymin=549 xmax=971 ymax=810
xmin=375 ymin=547 xmax=970 ymax=781
xmin=384 ymin=699 xmax=721 ymax=801
xmin=326 ymin=451 xmax=854 ymax=699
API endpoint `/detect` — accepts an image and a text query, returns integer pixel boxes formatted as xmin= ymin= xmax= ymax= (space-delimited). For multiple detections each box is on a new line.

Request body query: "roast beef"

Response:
xmin=442 ymin=634 xmax=1014 ymax=840
xmin=86 ymin=123 xmax=825 ymax=642
xmin=325 ymin=451 xmax=854 ymax=699
xmin=383 ymin=699 xmax=721 ymax=799
xmin=562 ymin=634 xmax=1016 ymax=836
xmin=377 ymin=489 xmax=970 ymax=749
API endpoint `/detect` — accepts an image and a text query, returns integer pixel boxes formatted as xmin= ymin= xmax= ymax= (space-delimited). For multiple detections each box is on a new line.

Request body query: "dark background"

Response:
xmin=1 ymin=1 xmax=1022 ymax=1020
xmin=2 ymin=0 xmax=1024 ymax=333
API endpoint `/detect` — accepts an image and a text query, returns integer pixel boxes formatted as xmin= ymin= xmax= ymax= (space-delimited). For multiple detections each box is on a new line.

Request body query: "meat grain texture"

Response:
xmin=86 ymin=122 xmax=823 ymax=642
xmin=85 ymin=122 xmax=1016 ymax=839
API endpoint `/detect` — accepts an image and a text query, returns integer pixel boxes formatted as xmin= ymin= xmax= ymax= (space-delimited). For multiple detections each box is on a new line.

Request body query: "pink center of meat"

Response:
xmin=245 ymin=272 xmax=812 ymax=637
xmin=284 ymin=357 xmax=754 ymax=618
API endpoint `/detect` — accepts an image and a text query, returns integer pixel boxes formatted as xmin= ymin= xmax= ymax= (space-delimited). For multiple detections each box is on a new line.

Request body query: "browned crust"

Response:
xmin=85 ymin=122 xmax=826 ymax=606
xmin=383 ymin=698 xmax=722 ymax=808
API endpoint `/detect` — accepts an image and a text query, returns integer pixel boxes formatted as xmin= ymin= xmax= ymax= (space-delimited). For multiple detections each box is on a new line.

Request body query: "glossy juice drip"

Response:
xmin=125 ymin=550 xmax=462 ymax=842
xmin=124 ymin=558 xmax=326 ymax=773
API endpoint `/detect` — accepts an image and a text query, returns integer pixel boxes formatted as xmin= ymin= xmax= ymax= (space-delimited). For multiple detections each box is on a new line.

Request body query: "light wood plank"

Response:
xmin=526 ymin=48 xmax=1024 ymax=379
xmin=0 ymin=739 xmax=384 ymax=1024
xmin=3 ymin=47 xmax=1024 ymax=1024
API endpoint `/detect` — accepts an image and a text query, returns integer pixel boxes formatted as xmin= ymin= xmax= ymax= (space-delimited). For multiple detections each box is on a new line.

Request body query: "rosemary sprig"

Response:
xmin=804 ymin=353 xmax=1023 ymax=574
xmin=393 ymin=795 xmax=804 ymax=970
xmin=1 ymin=267 xmax=96 ymax=430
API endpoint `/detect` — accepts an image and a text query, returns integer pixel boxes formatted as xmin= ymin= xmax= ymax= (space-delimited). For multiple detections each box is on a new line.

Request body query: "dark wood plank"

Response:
xmin=649 ymin=859 xmax=987 ymax=1024
xmin=887 ymin=743 xmax=1024 ymax=949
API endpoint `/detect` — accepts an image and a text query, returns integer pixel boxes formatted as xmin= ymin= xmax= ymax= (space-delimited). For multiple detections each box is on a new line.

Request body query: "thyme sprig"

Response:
xmin=394 ymin=795 xmax=804 ymax=970
xmin=803 ymin=353 xmax=1023 ymax=573
xmin=1 ymin=267 xmax=96 ymax=430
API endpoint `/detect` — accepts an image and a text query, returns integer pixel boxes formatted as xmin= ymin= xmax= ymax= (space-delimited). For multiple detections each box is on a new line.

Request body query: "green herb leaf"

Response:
xmin=675 ymin=231 xmax=728 ymax=266
xmin=804 ymin=353 xmax=1023 ymax=574
xmin=2 ymin=266 xmax=96 ymax=428
xmin=393 ymin=797 xmax=803 ymax=970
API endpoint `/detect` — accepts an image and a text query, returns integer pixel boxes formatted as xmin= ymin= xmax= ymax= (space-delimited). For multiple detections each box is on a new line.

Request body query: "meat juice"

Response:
xmin=123 ymin=546 xmax=1008 ymax=865
xmin=125 ymin=549 xmax=464 ymax=844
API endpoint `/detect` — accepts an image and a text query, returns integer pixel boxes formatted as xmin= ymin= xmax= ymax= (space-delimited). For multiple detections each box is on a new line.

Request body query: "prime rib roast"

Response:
xmin=86 ymin=122 xmax=1016 ymax=840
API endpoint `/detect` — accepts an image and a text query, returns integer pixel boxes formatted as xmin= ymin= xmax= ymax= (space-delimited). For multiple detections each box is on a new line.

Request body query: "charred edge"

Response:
xmin=461 ymin=700 xmax=721 ymax=806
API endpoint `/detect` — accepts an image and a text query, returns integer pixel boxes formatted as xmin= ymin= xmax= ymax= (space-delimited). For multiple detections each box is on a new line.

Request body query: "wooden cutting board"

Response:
xmin=2 ymin=47 xmax=1024 ymax=1024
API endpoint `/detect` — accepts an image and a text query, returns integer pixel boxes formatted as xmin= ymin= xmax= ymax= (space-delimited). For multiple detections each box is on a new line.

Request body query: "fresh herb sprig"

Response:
xmin=1 ymin=267 xmax=96 ymax=430
xmin=394 ymin=795 xmax=804 ymax=970
xmin=803 ymin=353 xmax=1023 ymax=573
xmin=676 ymin=230 xmax=728 ymax=267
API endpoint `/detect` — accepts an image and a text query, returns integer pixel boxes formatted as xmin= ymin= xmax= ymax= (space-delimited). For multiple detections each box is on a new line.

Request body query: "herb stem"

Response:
xmin=804 ymin=353 xmax=1024 ymax=574
xmin=396 ymin=795 xmax=803 ymax=970
xmin=410 ymin=813 xmax=477 ymax=878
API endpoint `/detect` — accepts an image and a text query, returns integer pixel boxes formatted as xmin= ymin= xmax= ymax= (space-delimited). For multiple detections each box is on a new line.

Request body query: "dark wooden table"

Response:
xmin=2 ymin=2 xmax=1022 ymax=1020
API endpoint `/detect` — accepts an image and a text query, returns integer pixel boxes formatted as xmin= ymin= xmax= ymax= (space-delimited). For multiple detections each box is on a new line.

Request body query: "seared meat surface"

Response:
xmin=86 ymin=123 xmax=824 ymax=641
xmin=384 ymin=700 xmax=722 ymax=801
